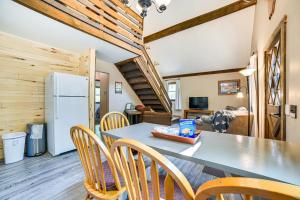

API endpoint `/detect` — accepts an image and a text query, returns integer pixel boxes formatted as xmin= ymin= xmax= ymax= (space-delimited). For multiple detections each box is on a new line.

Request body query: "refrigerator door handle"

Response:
xmin=55 ymin=76 xmax=59 ymax=119
xmin=55 ymin=98 xmax=59 ymax=119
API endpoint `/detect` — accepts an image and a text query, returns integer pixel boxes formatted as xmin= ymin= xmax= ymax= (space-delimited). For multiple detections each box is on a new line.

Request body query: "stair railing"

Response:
xmin=15 ymin=0 xmax=144 ymax=55
xmin=134 ymin=48 xmax=172 ymax=113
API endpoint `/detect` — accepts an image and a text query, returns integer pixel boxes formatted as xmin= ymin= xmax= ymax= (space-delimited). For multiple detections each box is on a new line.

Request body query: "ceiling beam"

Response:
xmin=162 ymin=68 xmax=245 ymax=79
xmin=144 ymin=0 xmax=257 ymax=43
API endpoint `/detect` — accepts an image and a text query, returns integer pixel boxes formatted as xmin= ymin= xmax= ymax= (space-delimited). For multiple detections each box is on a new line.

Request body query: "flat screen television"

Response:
xmin=189 ymin=97 xmax=208 ymax=110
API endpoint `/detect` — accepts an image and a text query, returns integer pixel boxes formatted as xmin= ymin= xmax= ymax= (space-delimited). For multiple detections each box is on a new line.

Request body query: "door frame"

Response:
xmin=264 ymin=15 xmax=287 ymax=140
xmin=95 ymin=71 xmax=110 ymax=122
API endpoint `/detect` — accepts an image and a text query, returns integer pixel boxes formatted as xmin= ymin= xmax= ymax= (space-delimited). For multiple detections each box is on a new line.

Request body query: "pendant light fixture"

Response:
xmin=122 ymin=0 xmax=172 ymax=17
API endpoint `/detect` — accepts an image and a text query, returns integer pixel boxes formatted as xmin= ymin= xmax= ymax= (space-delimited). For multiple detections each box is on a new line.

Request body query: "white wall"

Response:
xmin=251 ymin=0 xmax=300 ymax=142
xmin=168 ymin=72 xmax=248 ymax=116
xmin=95 ymin=59 xmax=141 ymax=112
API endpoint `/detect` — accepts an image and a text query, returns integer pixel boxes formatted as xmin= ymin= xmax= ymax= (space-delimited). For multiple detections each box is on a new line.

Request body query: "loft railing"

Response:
xmin=135 ymin=48 xmax=172 ymax=113
xmin=14 ymin=0 xmax=171 ymax=112
xmin=14 ymin=0 xmax=144 ymax=55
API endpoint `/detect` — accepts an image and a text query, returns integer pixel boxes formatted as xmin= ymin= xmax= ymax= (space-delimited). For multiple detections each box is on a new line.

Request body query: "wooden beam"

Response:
xmin=162 ymin=68 xmax=245 ymax=79
xmin=144 ymin=0 xmax=256 ymax=43
xmin=14 ymin=0 xmax=142 ymax=55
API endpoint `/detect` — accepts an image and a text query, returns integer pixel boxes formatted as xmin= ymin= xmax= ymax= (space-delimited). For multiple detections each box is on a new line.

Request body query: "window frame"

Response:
xmin=167 ymin=82 xmax=177 ymax=101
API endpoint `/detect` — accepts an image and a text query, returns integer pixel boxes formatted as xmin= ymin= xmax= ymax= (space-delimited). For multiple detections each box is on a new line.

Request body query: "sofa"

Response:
xmin=197 ymin=110 xmax=253 ymax=136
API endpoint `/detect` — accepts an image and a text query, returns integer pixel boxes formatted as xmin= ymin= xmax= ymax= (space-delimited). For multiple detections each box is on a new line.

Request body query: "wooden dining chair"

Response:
xmin=100 ymin=112 xmax=130 ymax=149
xmin=111 ymin=138 xmax=195 ymax=200
xmin=70 ymin=125 xmax=126 ymax=200
xmin=195 ymin=177 xmax=300 ymax=200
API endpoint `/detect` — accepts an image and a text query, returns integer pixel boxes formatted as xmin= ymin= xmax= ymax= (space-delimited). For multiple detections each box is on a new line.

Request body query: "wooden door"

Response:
xmin=95 ymin=72 xmax=109 ymax=123
xmin=264 ymin=17 xmax=286 ymax=141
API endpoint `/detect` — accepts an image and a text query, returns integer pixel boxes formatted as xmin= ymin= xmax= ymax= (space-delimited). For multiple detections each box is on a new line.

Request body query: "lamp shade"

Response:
xmin=236 ymin=91 xmax=244 ymax=98
xmin=239 ymin=68 xmax=256 ymax=77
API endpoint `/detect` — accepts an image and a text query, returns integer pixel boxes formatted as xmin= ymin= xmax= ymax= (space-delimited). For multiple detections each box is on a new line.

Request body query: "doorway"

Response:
xmin=264 ymin=16 xmax=287 ymax=141
xmin=95 ymin=72 xmax=109 ymax=134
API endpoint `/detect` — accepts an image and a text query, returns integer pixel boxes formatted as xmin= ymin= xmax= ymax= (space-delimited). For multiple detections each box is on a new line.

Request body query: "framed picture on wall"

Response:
xmin=115 ymin=81 xmax=122 ymax=94
xmin=218 ymin=79 xmax=240 ymax=95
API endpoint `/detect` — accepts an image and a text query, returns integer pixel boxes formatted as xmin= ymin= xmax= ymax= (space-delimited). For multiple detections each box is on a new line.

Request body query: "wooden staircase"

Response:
xmin=116 ymin=48 xmax=172 ymax=113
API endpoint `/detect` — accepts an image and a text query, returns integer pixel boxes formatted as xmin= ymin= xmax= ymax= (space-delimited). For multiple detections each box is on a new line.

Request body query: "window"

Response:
xmin=167 ymin=82 xmax=176 ymax=101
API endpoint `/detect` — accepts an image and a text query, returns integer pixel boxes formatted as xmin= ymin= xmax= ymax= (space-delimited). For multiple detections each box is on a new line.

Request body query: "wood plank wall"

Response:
xmin=79 ymin=49 xmax=96 ymax=132
xmin=0 ymin=31 xmax=91 ymax=159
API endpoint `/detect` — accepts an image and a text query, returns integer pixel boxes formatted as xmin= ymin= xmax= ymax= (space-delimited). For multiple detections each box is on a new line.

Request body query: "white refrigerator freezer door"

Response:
xmin=53 ymin=96 xmax=89 ymax=155
xmin=54 ymin=72 xmax=88 ymax=97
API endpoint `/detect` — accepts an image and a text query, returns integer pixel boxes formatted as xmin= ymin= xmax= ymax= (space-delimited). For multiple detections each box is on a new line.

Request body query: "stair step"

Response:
xmin=127 ymin=77 xmax=147 ymax=84
xmin=142 ymin=100 xmax=161 ymax=105
xmin=153 ymin=109 xmax=166 ymax=112
xmin=139 ymin=95 xmax=158 ymax=100
xmin=115 ymin=52 xmax=171 ymax=114
xmin=132 ymin=84 xmax=151 ymax=90
xmin=136 ymin=89 xmax=155 ymax=95
xmin=119 ymin=63 xmax=138 ymax=73
xmin=147 ymin=105 xmax=165 ymax=110
xmin=124 ymin=70 xmax=143 ymax=79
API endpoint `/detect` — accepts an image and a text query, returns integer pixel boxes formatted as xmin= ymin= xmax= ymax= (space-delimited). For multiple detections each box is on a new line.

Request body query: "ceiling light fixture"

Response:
xmin=122 ymin=0 xmax=172 ymax=18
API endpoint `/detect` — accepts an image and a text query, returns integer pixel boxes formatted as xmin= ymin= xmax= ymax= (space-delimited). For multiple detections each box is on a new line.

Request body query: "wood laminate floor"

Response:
xmin=0 ymin=151 xmax=237 ymax=200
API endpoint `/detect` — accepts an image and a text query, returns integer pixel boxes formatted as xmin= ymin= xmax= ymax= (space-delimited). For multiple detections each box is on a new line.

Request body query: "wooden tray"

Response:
xmin=151 ymin=131 xmax=201 ymax=144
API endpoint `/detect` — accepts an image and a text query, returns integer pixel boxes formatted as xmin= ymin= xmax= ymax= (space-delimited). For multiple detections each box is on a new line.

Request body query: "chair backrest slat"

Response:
xmin=73 ymin=129 xmax=90 ymax=181
xmin=243 ymin=194 xmax=252 ymax=200
xmin=77 ymin=131 xmax=94 ymax=184
xmin=88 ymin=138 xmax=102 ymax=191
xmin=137 ymin=152 xmax=149 ymax=200
xmin=150 ymin=160 xmax=160 ymax=200
xmin=119 ymin=146 xmax=136 ymax=199
xmin=127 ymin=147 xmax=142 ymax=199
xmin=164 ymin=174 xmax=175 ymax=200
xmin=111 ymin=138 xmax=195 ymax=200
xmin=93 ymin=141 xmax=106 ymax=191
xmin=216 ymin=194 xmax=225 ymax=200
xmin=100 ymin=112 xmax=130 ymax=148
xmin=100 ymin=112 xmax=129 ymax=132
xmin=70 ymin=125 xmax=122 ymax=194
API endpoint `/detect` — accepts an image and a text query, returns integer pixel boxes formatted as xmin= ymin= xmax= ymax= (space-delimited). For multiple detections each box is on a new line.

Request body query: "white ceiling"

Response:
xmin=144 ymin=0 xmax=237 ymax=35
xmin=0 ymin=0 xmax=256 ymax=72
xmin=143 ymin=0 xmax=256 ymax=76
xmin=0 ymin=0 xmax=136 ymax=63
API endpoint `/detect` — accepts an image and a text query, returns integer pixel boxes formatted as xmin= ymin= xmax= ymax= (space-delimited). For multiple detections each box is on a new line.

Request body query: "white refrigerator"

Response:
xmin=45 ymin=72 xmax=89 ymax=156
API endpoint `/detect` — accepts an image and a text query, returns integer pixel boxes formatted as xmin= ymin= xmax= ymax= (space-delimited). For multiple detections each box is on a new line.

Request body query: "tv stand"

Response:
xmin=183 ymin=109 xmax=214 ymax=119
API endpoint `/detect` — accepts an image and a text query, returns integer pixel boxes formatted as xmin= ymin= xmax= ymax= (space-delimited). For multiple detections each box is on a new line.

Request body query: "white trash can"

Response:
xmin=2 ymin=132 xmax=26 ymax=164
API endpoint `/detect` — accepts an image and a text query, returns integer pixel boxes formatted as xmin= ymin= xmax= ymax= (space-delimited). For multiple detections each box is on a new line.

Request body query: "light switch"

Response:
xmin=290 ymin=105 xmax=297 ymax=119
xmin=285 ymin=104 xmax=297 ymax=119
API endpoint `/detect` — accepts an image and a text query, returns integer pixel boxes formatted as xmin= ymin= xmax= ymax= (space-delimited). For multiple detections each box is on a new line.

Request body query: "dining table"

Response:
xmin=102 ymin=122 xmax=300 ymax=186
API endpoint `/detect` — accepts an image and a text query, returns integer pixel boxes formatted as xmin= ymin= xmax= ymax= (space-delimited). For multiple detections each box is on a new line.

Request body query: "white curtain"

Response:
xmin=174 ymin=79 xmax=182 ymax=110
xmin=164 ymin=79 xmax=169 ymax=90
xmin=164 ymin=79 xmax=182 ymax=111
xmin=249 ymin=54 xmax=259 ymax=137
